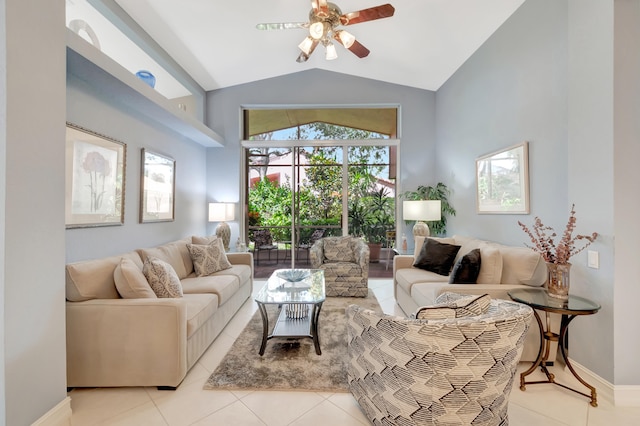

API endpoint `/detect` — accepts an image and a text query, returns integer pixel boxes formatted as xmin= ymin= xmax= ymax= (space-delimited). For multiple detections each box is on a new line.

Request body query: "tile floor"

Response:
xmin=68 ymin=279 xmax=640 ymax=425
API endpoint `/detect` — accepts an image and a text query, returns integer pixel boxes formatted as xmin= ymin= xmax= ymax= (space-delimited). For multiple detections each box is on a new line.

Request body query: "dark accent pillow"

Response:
xmin=413 ymin=238 xmax=461 ymax=276
xmin=449 ymin=248 xmax=482 ymax=284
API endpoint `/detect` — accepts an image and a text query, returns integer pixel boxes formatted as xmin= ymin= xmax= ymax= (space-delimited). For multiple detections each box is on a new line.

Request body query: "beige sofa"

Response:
xmin=65 ymin=236 xmax=253 ymax=389
xmin=394 ymin=235 xmax=556 ymax=361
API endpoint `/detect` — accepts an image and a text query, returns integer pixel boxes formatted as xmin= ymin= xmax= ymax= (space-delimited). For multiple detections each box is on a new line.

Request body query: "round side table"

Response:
xmin=508 ymin=288 xmax=601 ymax=407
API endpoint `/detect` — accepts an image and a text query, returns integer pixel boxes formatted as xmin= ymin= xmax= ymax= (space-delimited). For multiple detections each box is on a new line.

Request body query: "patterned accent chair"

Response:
xmin=252 ymin=229 xmax=278 ymax=265
xmin=310 ymin=236 xmax=369 ymax=297
xmin=346 ymin=292 xmax=533 ymax=426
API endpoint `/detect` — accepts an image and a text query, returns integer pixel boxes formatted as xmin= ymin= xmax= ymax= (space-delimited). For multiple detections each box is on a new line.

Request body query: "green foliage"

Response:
xmin=402 ymin=182 xmax=456 ymax=236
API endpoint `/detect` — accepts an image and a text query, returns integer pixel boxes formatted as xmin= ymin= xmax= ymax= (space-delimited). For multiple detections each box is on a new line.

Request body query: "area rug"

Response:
xmin=204 ymin=290 xmax=382 ymax=393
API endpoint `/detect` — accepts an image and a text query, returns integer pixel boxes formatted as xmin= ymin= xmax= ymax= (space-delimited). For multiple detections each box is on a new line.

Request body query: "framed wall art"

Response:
xmin=140 ymin=149 xmax=175 ymax=223
xmin=65 ymin=123 xmax=126 ymax=228
xmin=476 ymin=141 xmax=530 ymax=214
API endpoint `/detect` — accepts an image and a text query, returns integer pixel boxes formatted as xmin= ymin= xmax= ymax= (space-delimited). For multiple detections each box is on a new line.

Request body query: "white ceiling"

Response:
xmin=111 ymin=0 xmax=525 ymax=93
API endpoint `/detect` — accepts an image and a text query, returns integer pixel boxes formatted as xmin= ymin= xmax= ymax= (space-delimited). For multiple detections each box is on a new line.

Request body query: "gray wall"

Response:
xmin=206 ymin=69 xmax=437 ymax=243
xmin=2 ymin=1 xmax=67 ymax=424
xmin=66 ymin=75 xmax=209 ymax=262
xmin=0 ymin=0 xmax=7 ymax=420
xmin=436 ymin=0 xmax=640 ymax=385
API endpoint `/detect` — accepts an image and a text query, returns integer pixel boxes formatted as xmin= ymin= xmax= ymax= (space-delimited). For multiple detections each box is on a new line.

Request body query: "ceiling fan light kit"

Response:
xmin=257 ymin=1 xmax=395 ymax=63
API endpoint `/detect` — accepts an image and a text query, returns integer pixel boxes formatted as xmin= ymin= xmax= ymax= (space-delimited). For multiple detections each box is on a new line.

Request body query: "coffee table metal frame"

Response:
xmin=508 ymin=288 xmax=601 ymax=407
xmin=254 ymin=269 xmax=325 ymax=356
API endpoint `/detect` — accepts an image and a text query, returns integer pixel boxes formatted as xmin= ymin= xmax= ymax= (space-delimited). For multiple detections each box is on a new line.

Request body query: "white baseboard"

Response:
xmin=31 ymin=397 xmax=72 ymax=426
xmin=571 ymin=359 xmax=640 ymax=407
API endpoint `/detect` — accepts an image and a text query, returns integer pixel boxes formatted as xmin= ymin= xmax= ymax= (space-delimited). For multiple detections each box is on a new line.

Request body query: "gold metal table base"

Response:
xmin=520 ymin=309 xmax=598 ymax=407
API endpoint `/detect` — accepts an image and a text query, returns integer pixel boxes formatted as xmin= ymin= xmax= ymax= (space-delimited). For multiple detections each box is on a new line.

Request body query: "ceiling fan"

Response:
xmin=256 ymin=1 xmax=395 ymax=63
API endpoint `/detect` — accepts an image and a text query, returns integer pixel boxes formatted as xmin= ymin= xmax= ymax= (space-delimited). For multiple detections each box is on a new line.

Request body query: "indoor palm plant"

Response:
xmin=401 ymin=182 xmax=456 ymax=236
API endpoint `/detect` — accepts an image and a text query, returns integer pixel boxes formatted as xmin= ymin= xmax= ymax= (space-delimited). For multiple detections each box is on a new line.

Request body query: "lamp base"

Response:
xmin=412 ymin=221 xmax=431 ymax=237
xmin=216 ymin=222 xmax=231 ymax=251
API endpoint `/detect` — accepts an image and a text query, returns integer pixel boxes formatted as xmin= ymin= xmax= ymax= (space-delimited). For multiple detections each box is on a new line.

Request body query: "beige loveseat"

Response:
xmin=394 ymin=235 xmax=556 ymax=361
xmin=65 ymin=236 xmax=253 ymax=389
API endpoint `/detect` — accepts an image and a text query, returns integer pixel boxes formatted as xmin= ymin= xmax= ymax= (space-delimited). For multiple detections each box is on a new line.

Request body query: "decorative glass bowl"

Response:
xmin=276 ymin=269 xmax=310 ymax=282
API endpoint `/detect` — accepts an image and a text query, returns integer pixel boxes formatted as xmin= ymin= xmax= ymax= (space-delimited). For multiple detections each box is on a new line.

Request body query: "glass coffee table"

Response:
xmin=254 ymin=269 xmax=325 ymax=356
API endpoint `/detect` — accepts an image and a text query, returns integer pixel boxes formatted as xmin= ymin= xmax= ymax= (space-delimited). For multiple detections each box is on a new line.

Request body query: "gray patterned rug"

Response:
xmin=204 ymin=290 xmax=382 ymax=392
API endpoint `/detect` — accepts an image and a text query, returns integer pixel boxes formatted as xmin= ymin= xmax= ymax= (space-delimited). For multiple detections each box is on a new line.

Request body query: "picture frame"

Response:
xmin=140 ymin=148 xmax=175 ymax=223
xmin=476 ymin=141 xmax=530 ymax=214
xmin=65 ymin=123 xmax=126 ymax=228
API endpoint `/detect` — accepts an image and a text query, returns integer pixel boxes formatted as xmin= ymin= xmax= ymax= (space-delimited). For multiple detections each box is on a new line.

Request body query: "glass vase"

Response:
xmin=546 ymin=262 xmax=571 ymax=300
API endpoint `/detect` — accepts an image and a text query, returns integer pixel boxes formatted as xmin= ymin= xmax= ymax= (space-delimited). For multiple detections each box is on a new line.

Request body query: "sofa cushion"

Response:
xmin=183 ymin=293 xmax=219 ymax=337
xmin=415 ymin=293 xmax=491 ymax=320
xmin=323 ymin=236 xmax=357 ymax=262
xmin=114 ymin=257 xmax=156 ymax=299
xmin=413 ymin=238 xmax=461 ymax=276
xmin=137 ymin=238 xmax=193 ymax=279
xmin=181 ymin=274 xmax=239 ymax=305
xmin=143 ymin=257 xmax=183 ymax=298
xmin=66 ymin=251 xmax=142 ymax=301
xmin=476 ymin=243 xmax=503 ymax=284
xmin=498 ymin=246 xmax=546 ymax=286
xmin=449 ymin=248 xmax=481 ymax=284
xmin=187 ymin=239 xmax=231 ymax=276
xmin=205 ymin=264 xmax=252 ymax=287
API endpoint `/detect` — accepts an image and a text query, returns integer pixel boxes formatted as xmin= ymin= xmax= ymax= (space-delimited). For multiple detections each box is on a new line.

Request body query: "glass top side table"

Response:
xmin=508 ymin=288 xmax=601 ymax=407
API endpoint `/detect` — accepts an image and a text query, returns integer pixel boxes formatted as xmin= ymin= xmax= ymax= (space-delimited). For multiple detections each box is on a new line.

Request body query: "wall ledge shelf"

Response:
xmin=66 ymin=29 xmax=224 ymax=148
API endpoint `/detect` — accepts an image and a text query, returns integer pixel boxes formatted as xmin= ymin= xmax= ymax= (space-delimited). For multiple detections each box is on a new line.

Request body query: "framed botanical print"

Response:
xmin=140 ymin=149 xmax=175 ymax=223
xmin=476 ymin=142 xmax=530 ymax=214
xmin=65 ymin=123 xmax=126 ymax=228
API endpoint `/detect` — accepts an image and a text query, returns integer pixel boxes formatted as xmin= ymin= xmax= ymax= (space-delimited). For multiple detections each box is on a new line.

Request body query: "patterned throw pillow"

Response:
xmin=187 ymin=238 xmax=232 ymax=276
xmin=114 ymin=257 xmax=157 ymax=299
xmin=449 ymin=248 xmax=482 ymax=284
xmin=415 ymin=293 xmax=491 ymax=320
xmin=413 ymin=238 xmax=461 ymax=275
xmin=192 ymin=235 xmax=218 ymax=245
xmin=323 ymin=236 xmax=356 ymax=263
xmin=142 ymin=257 xmax=183 ymax=298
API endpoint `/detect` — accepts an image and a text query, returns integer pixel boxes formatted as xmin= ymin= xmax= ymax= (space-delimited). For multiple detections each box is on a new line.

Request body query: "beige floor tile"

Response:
xmin=509 ymin=380 xmax=589 ymax=426
xmin=508 ymin=402 xmax=571 ymax=425
xmin=239 ymin=391 xmax=325 ymax=426
xmin=69 ymin=387 xmax=151 ymax=426
xmin=587 ymin=398 xmax=640 ymax=426
xmin=197 ymin=331 xmax=237 ymax=373
xmin=148 ymin=380 xmax=238 ymax=426
xmin=190 ymin=400 xmax=265 ymax=426
xmin=326 ymin=393 xmax=370 ymax=423
xmin=96 ymin=401 xmax=168 ymax=426
xmin=287 ymin=399 xmax=368 ymax=426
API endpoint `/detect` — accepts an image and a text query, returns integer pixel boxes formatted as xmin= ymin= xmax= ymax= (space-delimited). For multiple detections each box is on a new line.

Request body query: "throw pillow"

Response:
xmin=413 ymin=238 xmax=461 ymax=275
xmin=323 ymin=236 xmax=356 ymax=263
xmin=413 ymin=235 xmax=456 ymax=258
xmin=114 ymin=257 xmax=157 ymax=299
xmin=476 ymin=243 xmax=503 ymax=284
xmin=142 ymin=257 xmax=183 ymax=298
xmin=187 ymin=238 xmax=232 ymax=276
xmin=449 ymin=248 xmax=482 ymax=284
xmin=415 ymin=293 xmax=491 ymax=320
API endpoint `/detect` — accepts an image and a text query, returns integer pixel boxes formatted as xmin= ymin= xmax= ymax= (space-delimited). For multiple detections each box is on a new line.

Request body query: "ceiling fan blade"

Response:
xmin=312 ymin=0 xmax=329 ymax=16
xmin=340 ymin=4 xmax=395 ymax=26
xmin=346 ymin=39 xmax=370 ymax=58
xmin=256 ymin=22 xmax=308 ymax=30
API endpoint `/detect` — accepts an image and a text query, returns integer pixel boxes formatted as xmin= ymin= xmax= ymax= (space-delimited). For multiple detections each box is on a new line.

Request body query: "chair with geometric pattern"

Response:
xmin=310 ymin=236 xmax=369 ymax=297
xmin=346 ymin=292 xmax=533 ymax=425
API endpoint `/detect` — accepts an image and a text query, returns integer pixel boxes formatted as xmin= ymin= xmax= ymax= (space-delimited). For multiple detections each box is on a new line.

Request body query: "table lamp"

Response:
xmin=208 ymin=202 xmax=234 ymax=251
xmin=403 ymin=200 xmax=441 ymax=237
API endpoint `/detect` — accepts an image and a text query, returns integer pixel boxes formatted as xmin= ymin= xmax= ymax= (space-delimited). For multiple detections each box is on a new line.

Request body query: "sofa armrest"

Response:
xmin=393 ymin=255 xmax=414 ymax=271
xmin=66 ymin=298 xmax=188 ymax=387
xmin=226 ymin=252 xmax=254 ymax=273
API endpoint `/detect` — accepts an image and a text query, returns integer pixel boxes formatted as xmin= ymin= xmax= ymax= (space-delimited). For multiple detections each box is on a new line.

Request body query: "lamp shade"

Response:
xmin=403 ymin=200 xmax=441 ymax=221
xmin=208 ymin=203 xmax=234 ymax=222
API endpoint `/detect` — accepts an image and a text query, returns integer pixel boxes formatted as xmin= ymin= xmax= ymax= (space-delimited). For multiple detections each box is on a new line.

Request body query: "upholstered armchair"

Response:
xmin=310 ymin=236 xmax=369 ymax=297
xmin=346 ymin=292 xmax=533 ymax=425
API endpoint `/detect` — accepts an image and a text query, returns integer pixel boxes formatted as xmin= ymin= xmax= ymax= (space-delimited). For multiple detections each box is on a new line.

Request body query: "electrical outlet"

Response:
xmin=588 ymin=250 xmax=599 ymax=269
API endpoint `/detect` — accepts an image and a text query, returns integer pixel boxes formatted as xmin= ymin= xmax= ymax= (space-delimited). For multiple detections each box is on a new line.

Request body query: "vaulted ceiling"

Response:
xmin=112 ymin=0 xmax=525 ymax=93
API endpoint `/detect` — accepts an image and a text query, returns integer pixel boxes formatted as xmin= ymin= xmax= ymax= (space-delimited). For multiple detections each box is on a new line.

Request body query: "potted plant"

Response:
xmin=402 ymin=182 xmax=456 ymax=236
xmin=349 ymin=189 xmax=394 ymax=262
